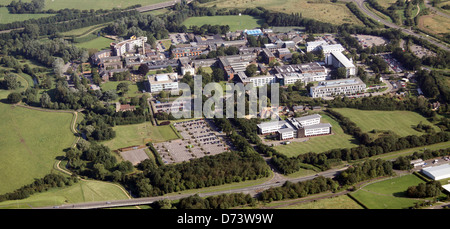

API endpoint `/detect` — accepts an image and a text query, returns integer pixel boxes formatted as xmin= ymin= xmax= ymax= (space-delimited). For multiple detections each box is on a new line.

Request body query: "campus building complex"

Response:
xmin=146 ymin=73 xmax=179 ymax=93
xmin=310 ymin=78 xmax=366 ymax=98
xmin=274 ymin=63 xmax=328 ymax=86
xmin=111 ymin=36 xmax=148 ymax=57
xmin=257 ymin=114 xmax=332 ymax=140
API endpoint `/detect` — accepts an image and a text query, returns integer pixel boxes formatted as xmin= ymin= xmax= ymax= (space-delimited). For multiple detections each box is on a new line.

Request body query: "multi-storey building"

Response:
xmin=310 ymin=77 xmax=366 ymax=98
xmin=146 ymin=73 xmax=179 ymax=93
xmin=111 ymin=36 xmax=147 ymax=57
xmin=257 ymin=114 xmax=331 ymax=140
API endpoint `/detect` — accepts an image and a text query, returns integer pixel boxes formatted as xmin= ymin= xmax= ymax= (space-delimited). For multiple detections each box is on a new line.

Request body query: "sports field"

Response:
xmin=182 ymin=15 xmax=265 ymax=32
xmin=273 ymin=114 xmax=360 ymax=157
xmin=332 ymin=108 xmax=440 ymax=137
xmin=101 ymin=122 xmax=180 ymax=150
xmin=0 ymin=0 xmax=169 ymax=11
xmin=0 ymin=102 xmax=76 ymax=194
xmin=349 ymin=174 xmax=427 ymax=209
xmin=0 ymin=180 xmax=130 ymax=209
xmin=199 ymin=0 xmax=364 ymax=26
xmin=0 ymin=7 xmax=54 ymax=24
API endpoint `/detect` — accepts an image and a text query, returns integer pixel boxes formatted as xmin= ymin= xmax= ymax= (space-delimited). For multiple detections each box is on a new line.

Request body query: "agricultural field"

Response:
xmin=199 ymin=0 xmax=364 ymax=26
xmin=0 ymin=0 xmax=169 ymax=11
xmin=0 ymin=7 xmax=54 ymax=24
xmin=349 ymin=174 xmax=428 ymax=209
xmin=101 ymin=122 xmax=180 ymax=150
xmin=418 ymin=14 xmax=450 ymax=36
xmin=332 ymin=108 xmax=441 ymax=137
xmin=273 ymin=114 xmax=360 ymax=157
xmin=0 ymin=179 xmax=130 ymax=209
xmin=0 ymin=101 xmax=76 ymax=194
xmin=182 ymin=15 xmax=265 ymax=32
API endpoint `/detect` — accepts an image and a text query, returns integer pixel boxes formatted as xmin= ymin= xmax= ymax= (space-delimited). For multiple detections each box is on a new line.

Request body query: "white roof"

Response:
xmin=303 ymin=123 xmax=332 ymax=130
xmin=295 ymin=114 xmax=321 ymax=122
xmin=422 ymin=164 xmax=450 ymax=179
xmin=331 ymin=51 xmax=355 ymax=68
xmin=442 ymin=184 xmax=450 ymax=193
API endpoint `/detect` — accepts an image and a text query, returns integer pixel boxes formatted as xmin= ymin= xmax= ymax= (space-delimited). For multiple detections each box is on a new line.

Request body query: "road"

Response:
xmin=345 ymin=0 xmax=450 ymax=52
xmin=35 ymin=167 xmax=348 ymax=209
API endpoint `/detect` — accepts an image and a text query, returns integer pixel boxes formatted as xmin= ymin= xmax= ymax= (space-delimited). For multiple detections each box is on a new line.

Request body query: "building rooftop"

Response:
xmin=422 ymin=164 xmax=450 ymax=179
xmin=295 ymin=114 xmax=321 ymax=122
xmin=314 ymin=77 xmax=364 ymax=89
xmin=331 ymin=51 xmax=355 ymax=68
xmin=303 ymin=123 xmax=332 ymax=130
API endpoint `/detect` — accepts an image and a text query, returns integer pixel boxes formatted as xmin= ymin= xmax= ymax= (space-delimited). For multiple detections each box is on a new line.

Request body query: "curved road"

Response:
xmin=345 ymin=0 xmax=450 ymax=52
xmin=35 ymin=167 xmax=348 ymax=209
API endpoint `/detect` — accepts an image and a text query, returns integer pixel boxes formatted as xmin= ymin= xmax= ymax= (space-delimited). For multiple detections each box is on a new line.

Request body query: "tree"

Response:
xmin=52 ymin=57 xmax=65 ymax=77
xmin=40 ymin=92 xmax=52 ymax=108
xmin=245 ymin=64 xmax=258 ymax=77
xmin=80 ymin=50 xmax=89 ymax=63
xmin=138 ymin=64 xmax=150 ymax=75
xmin=116 ymin=82 xmax=129 ymax=95
xmin=7 ymin=92 xmax=22 ymax=104
xmin=3 ymin=73 xmax=20 ymax=90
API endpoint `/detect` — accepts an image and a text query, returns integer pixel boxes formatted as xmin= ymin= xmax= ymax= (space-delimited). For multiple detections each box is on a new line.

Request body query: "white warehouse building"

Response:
xmin=422 ymin=164 xmax=450 ymax=180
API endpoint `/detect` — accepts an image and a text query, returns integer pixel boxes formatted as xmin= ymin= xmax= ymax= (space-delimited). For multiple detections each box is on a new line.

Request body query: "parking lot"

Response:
xmin=352 ymin=34 xmax=388 ymax=48
xmin=381 ymin=53 xmax=404 ymax=73
xmin=410 ymin=44 xmax=436 ymax=58
xmin=153 ymin=119 xmax=232 ymax=164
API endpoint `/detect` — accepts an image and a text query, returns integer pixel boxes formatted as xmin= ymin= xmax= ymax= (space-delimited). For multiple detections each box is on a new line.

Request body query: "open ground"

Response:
xmin=0 ymin=0 xmax=169 ymax=11
xmin=199 ymin=0 xmax=365 ymax=26
xmin=182 ymin=15 xmax=265 ymax=32
xmin=332 ymin=108 xmax=441 ymax=137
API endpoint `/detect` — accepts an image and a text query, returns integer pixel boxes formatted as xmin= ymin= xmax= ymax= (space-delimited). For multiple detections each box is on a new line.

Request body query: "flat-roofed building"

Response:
xmin=257 ymin=114 xmax=331 ymax=140
xmin=274 ymin=63 xmax=328 ymax=86
xmin=306 ymin=41 xmax=328 ymax=52
xmin=111 ymin=36 xmax=147 ymax=56
xmin=237 ymin=72 xmax=276 ymax=87
xmin=218 ymin=54 xmax=257 ymax=80
xmin=310 ymin=77 xmax=366 ymax=98
xmin=422 ymin=164 xmax=450 ymax=180
xmin=146 ymin=73 xmax=179 ymax=93
xmin=171 ymin=46 xmax=203 ymax=59
xmin=327 ymin=51 xmax=356 ymax=77
xmin=320 ymin=44 xmax=345 ymax=55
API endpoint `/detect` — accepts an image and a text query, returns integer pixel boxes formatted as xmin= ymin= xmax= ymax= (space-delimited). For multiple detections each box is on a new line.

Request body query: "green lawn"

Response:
xmin=101 ymin=122 xmax=180 ymax=150
xmin=74 ymin=36 xmax=114 ymax=51
xmin=349 ymin=174 xmax=427 ymax=209
xmin=0 ymin=180 xmax=130 ymax=209
xmin=0 ymin=101 xmax=76 ymax=195
xmin=332 ymin=108 xmax=440 ymax=137
xmin=273 ymin=114 xmax=359 ymax=157
xmin=182 ymin=15 xmax=265 ymax=32
xmin=100 ymin=81 xmax=141 ymax=98
xmin=0 ymin=7 xmax=54 ymax=24
xmin=268 ymin=195 xmax=363 ymax=209
xmin=0 ymin=0 xmax=169 ymax=11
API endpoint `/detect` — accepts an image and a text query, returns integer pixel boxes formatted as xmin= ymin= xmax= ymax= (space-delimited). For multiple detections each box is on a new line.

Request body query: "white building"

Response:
xmin=320 ymin=44 xmax=345 ymax=55
xmin=111 ymin=36 xmax=148 ymax=57
xmin=237 ymin=72 xmax=276 ymax=87
xmin=422 ymin=164 xmax=450 ymax=180
xmin=326 ymin=51 xmax=356 ymax=77
xmin=257 ymin=114 xmax=331 ymax=140
xmin=146 ymin=73 xmax=179 ymax=93
xmin=306 ymin=41 xmax=328 ymax=52
xmin=274 ymin=63 xmax=328 ymax=86
xmin=310 ymin=77 xmax=366 ymax=98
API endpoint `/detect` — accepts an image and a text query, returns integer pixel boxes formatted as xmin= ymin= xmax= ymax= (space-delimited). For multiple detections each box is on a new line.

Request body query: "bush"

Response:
xmin=7 ymin=92 xmax=22 ymax=104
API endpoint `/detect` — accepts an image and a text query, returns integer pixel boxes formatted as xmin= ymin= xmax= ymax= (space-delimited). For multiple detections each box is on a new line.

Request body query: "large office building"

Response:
xmin=306 ymin=41 xmax=328 ymax=52
xmin=422 ymin=164 xmax=450 ymax=180
xmin=257 ymin=114 xmax=331 ymax=140
xmin=237 ymin=72 xmax=276 ymax=87
xmin=146 ymin=73 xmax=179 ymax=93
xmin=111 ymin=36 xmax=147 ymax=57
xmin=274 ymin=63 xmax=328 ymax=86
xmin=326 ymin=51 xmax=357 ymax=77
xmin=310 ymin=77 xmax=366 ymax=98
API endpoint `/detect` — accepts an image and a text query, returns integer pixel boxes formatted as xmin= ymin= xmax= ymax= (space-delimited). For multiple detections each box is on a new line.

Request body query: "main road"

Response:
xmin=35 ymin=167 xmax=348 ymax=209
xmin=344 ymin=0 xmax=450 ymax=52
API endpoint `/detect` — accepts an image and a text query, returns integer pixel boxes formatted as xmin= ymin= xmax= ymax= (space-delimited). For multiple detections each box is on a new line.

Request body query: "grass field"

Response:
xmin=0 ymin=180 xmax=130 ymax=209
xmin=0 ymin=0 xmax=169 ymax=11
xmin=0 ymin=102 xmax=76 ymax=194
xmin=273 ymin=114 xmax=359 ymax=157
xmin=418 ymin=14 xmax=450 ymax=36
xmin=0 ymin=7 xmax=54 ymax=24
xmin=182 ymin=15 xmax=265 ymax=32
xmin=102 ymin=122 xmax=180 ymax=150
xmin=349 ymin=174 xmax=427 ymax=209
xmin=74 ymin=36 xmax=114 ymax=51
xmin=332 ymin=108 xmax=440 ymax=137
xmin=199 ymin=0 xmax=364 ymax=26
xmin=268 ymin=195 xmax=363 ymax=209
xmin=100 ymin=81 xmax=142 ymax=99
